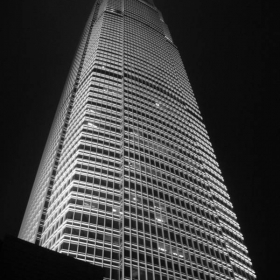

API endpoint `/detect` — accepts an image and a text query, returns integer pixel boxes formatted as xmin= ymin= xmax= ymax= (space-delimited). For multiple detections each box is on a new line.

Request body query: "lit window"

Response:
xmin=130 ymin=132 xmax=138 ymax=136
xmin=154 ymin=202 xmax=166 ymax=211
xmin=91 ymin=202 xmax=98 ymax=208
xmin=155 ymin=213 xmax=166 ymax=223
xmin=158 ymin=242 xmax=169 ymax=253
xmin=112 ymin=206 xmax=120 ymax=215
xmin=131 ymin=194 xmax=142 ymax=204
xmin=87 ymin=122 xmax=98 ymax=128
xmin=171 ymin=248 xmax=185 ymax=258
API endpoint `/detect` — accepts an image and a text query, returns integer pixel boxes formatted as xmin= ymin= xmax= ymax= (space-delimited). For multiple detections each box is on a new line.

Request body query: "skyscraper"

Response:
xmin=19 ymin=0 xmax=256 ymax=280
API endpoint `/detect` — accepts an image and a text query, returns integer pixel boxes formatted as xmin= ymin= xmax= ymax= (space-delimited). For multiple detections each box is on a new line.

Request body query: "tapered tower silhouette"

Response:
xmin=19 ymin=1 xmax=256 ymax=280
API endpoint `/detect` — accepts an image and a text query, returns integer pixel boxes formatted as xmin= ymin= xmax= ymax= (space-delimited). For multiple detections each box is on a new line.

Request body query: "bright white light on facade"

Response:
xmin=87 ymin=122 xmax=98 ymax=128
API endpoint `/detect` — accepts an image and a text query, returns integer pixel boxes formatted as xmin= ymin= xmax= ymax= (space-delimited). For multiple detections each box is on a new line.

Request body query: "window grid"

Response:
xmin=19 ymin=1 xmax=256 ymax=280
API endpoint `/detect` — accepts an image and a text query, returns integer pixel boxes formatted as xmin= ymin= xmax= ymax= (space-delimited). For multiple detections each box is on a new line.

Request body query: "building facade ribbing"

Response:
xmin=19 ymin=1 xmax=256 ymax=280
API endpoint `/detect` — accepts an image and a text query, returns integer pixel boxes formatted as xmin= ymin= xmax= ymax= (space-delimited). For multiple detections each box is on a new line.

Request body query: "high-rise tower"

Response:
xmin=19 ymin=1 xmax=256 ymax=280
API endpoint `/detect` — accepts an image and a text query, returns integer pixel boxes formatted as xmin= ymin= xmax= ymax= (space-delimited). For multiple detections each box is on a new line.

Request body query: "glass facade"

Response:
xmin=19 ymin=1 xmax=256 ymax=280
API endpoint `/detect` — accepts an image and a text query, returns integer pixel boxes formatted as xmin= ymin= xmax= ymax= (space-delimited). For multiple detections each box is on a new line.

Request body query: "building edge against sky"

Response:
xmin=19 ymin=1 xmax=256 ymax=280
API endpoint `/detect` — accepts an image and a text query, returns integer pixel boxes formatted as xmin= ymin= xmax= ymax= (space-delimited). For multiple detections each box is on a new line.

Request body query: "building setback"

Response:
xmin=19 ymin=1 xmax=256 ymax=280
xmin=0 ymin=235 xmax=105 ymax=280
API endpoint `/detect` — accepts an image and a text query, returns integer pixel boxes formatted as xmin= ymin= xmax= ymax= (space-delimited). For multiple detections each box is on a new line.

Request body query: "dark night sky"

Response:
xmin=2 ymin=0 xmax=267 ymax=278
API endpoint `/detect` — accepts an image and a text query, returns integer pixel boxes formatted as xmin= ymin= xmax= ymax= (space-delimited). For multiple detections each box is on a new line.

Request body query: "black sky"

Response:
xmin=2 ymin=0 xmax=266 ymax=278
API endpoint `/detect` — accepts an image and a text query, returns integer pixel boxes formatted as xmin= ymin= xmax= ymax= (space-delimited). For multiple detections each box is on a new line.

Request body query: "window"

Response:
xmin=131 ymin=194 xmax=142 ymax=203
xmin=112 ymin=206 xmax=122 ymax=215
xmin=155 ymin=213 xmax=166 ymax=223
xmin=158 ymin=242 xmax=170 ymax=253
xmin=171 ymin=248 xmax=185 ymax=259
xmin=87 ymin=122 xmax=98 ymax=128
xmin=154 ymin=201 xmax=166 ymax=211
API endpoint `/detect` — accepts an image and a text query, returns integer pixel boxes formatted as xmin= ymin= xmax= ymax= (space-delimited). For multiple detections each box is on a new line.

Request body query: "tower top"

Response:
xmin=140 ymin=0 xmax=155 ymax=6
